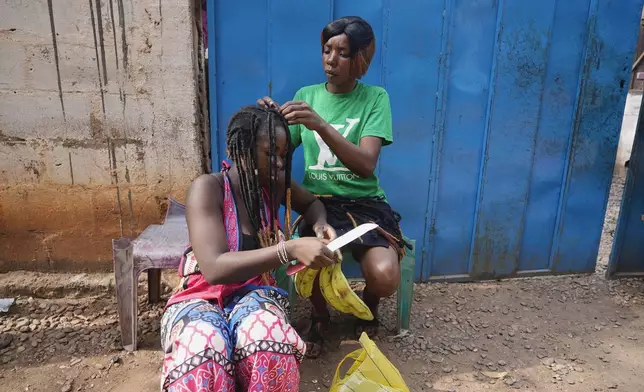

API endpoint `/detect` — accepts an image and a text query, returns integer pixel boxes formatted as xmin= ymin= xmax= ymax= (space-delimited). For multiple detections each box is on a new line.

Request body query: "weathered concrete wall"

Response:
xmin=0 ymin=0 xmax=208 ymax=271
xmin=615 ymin=92 xmax=642 ymax=178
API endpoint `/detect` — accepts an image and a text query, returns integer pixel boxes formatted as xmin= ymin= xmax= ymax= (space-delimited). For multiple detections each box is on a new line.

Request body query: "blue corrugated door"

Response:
xmin=608 ymin=92 xmax=644 ymax=278
xmin=207 ymin=0 xmax=642 ymax=281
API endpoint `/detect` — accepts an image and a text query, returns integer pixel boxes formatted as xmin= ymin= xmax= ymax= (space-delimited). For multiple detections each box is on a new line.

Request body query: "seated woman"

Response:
xmin=258 ymin=16 xmax=406 ymax=357
xmin=160 ymin=106 xmax=337 ymax=392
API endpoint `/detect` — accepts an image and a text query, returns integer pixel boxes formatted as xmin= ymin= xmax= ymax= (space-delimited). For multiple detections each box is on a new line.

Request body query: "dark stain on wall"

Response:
xmin=54 ymin=137 xmax=143 ymax=149
xmin=89 ymin=0 xmax=107 ymax=117
xmin=107 ymin=0 xmax=126 ymax=106
xmin=89 ymin=110 xmax=104 ymax=138
xmin=46 ymin=0 xmax=66 ymax=121
xmin=0 ymin=130 xmax=27 ymax=146
xmin=107 ymin=0 xmax=120 ymax=71
xmin=95 ymin=0 xmax=109 ymax=85
xmin=116 ymin=0 xmax=128 ymax=73
xmin=116 ymin=0 xmax=128 ymax=110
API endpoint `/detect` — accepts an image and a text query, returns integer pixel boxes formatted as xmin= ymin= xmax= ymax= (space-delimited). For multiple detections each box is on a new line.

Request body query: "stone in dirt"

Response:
xmin=53 ymin=332 xmax=67 ymax=340
xmin=504 ymin=377 xmax=517 ymax=386
xmin=481 ymin=371 xmax=508 ymax=379
xmin=0 ymin=334 xmax=13 ymax=350
xmin=15 ymin=319 xmax=29 ymax=329
xmin=542 ymin=358 xmax=555 ymax=366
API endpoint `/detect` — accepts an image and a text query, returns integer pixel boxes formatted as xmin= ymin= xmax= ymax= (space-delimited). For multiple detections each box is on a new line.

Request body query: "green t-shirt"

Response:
xmin=290 ymin=82 xmax=393 ymax=199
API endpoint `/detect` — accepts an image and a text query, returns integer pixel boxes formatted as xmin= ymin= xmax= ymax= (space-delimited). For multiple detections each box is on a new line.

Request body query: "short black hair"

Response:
xmin=321 ymin=16 xmax=376 ymax=78
xmin=321 ymin=16 xmax=375 ymax=56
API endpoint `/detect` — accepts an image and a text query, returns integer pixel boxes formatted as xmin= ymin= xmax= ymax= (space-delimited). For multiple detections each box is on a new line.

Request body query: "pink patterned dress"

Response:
xmin=160 ymin=170 xmax=305 ymax=391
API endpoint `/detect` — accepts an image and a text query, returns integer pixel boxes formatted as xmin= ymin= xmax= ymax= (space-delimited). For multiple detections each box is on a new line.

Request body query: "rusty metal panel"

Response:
xmin=207 ymin=0 xmax=641 ymax=281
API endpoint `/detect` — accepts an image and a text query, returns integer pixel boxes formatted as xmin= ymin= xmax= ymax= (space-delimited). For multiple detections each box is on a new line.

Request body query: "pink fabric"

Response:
xmin=161 ymin=290 xmax=304 ymax=391
xmin=237 ymin=352 xmax=300 ymax=391
xmin=166 ymin=170 xmax=274 ymax=309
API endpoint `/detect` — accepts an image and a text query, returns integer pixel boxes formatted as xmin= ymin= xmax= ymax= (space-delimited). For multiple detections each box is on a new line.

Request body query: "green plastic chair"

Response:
xmin=275 ymin=238 xmax=415 ymax=334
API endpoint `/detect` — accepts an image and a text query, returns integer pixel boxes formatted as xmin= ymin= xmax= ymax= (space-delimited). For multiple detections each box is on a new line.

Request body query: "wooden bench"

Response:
xmin=113 ymin=198 xmax=415 ymax=351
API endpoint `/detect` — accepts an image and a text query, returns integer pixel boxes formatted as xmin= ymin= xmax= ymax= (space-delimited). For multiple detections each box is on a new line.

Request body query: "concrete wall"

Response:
xmin=0 ymin=0 xmax=208 ymax=271
xmin=615 ymin=92 xmax=642 ymax=178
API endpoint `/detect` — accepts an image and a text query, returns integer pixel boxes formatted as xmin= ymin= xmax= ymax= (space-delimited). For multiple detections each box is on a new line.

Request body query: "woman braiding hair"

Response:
xmin=159 ymin=105 xmax=337 ymax=392
xmin=259 ymin=16 xmax=406 ymax=358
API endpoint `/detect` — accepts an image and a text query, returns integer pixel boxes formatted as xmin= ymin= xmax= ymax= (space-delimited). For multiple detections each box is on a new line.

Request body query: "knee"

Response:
xmin=236 ymin=310 xmax=296 ymax=345
xmin=173 ymin=318 xmax=232 ymax=361
xmin=194 ymin=319 xmax=231 ymax=350
xmin=364 ymin=259 xmax=400 ymax=298
xmin=235 ymin=309 xmax=306 ymax=358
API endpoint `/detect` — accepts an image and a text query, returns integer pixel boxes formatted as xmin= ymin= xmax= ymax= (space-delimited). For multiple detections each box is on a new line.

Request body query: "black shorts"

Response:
xmin=299 ymin=196 xmax=405 ymax=252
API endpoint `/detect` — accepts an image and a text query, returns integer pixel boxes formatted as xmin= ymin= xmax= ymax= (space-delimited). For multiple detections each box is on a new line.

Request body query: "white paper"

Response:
xmin=0 ymin=298 xmax=15 ymax=313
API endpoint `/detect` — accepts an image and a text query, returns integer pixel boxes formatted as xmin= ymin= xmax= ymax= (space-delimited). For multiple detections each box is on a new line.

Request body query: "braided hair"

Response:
xmin=226 ymin=106 xmax=293 ymax=248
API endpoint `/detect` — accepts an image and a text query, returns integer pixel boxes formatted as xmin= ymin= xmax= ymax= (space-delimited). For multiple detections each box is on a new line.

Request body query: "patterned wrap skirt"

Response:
xmin=160 ymin=286 xmax=305 ymax=391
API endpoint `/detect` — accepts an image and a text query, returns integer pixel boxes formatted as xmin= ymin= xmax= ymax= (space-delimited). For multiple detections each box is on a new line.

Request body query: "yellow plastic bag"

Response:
xmin=330 ymin=332 xmax=410 ymax=392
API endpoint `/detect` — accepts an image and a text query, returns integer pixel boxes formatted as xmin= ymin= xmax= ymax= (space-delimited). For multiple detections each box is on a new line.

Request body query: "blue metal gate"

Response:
xmin=609 ymin=93 xmax=644 ymax=278
xmin=207 ymin=0 xmax=641 ymax=281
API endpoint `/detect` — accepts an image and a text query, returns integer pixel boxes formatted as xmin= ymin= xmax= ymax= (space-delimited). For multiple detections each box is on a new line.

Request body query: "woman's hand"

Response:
xmin=313 ymin=223 xmax=337 ymax=241
xmin=313 ymin=223 xmax=342 ymax=261
xmin=257 ymin=96 xmax=280 ymax=110
xmin=286 ymin=237 xmax=336 ymax=270
xmin=280 ymin=101 xmax=328 ymax=132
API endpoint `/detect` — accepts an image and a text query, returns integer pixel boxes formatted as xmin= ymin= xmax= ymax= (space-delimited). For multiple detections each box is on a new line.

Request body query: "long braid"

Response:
xmin=268 ymin=112 xmax=276 ymax=242
xmin=228 ymin=112 xmax=262 ymax=233
xmin=273 ymin=108 xmax=293 ymax=240
xmin=227 ymin=111 xmax=261 ymax=234
xmin=284 ymin=119 xmax=293 ymax=240
xmin=226 ymin=106 xmax=293 ymax=249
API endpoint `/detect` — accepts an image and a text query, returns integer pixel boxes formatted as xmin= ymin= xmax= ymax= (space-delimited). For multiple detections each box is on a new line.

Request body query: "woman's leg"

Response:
xmin=304 ymin=274 xmax=331 ymax=358
xmin=160 ymin=300 xmax=235 ymax=392
xmin=229 ymin=288 xmax=305 ymax=392
xmin=355 ymin=245 xmax=400 ymax=333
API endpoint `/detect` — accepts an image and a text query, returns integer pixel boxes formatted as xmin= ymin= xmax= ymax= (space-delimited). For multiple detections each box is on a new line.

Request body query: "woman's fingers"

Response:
xmin=316 ymin=255 xmax=335 ymax=268
xmin=257 ymin=96 xmax=279 ymax=109
xmin=284 ymin=111 xmax=306 ymax=123
xmin=280 ymin=102 xmax=309 ymax=116
xmin=323 ymin=226 xmax=337 ymax=241
xmin=321 ymin=246 xmax=336 ymax=262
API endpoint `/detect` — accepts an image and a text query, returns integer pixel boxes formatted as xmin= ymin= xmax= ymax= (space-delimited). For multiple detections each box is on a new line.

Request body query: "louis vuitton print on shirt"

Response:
xmin=290 ymin=82 xmax=393 ymax=199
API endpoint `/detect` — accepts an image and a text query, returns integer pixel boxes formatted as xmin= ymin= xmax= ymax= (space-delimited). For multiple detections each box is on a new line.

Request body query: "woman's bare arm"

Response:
xmin=187 ymin=175 xmax=334 ymax=285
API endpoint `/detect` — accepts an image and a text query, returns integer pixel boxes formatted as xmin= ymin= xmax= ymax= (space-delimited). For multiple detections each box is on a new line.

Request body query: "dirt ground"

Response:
xmin=2 ymin=175 xmax=644 ymax=392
